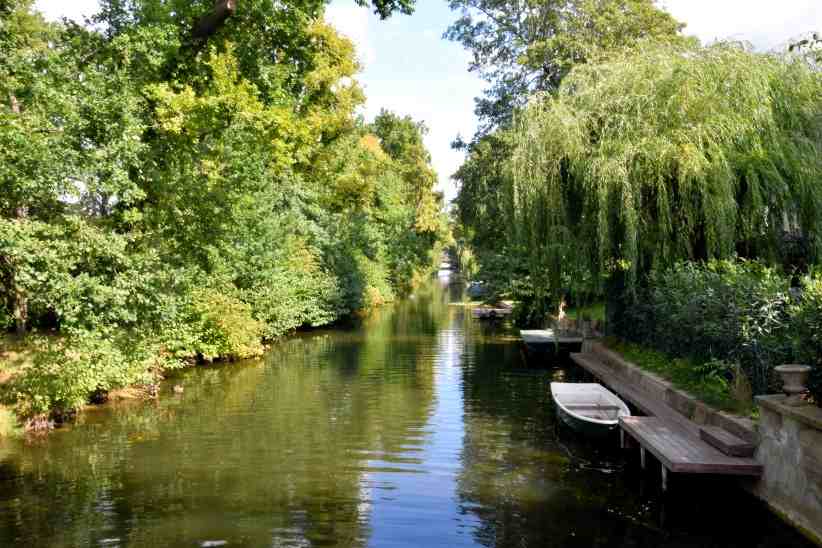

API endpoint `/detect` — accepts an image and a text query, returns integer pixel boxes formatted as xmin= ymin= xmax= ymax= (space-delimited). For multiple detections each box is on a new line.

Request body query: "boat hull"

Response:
xmin=555 ymin=404 xmax=619 ymax=438
xmin=550 ymin=382 xmax=630 ymax=439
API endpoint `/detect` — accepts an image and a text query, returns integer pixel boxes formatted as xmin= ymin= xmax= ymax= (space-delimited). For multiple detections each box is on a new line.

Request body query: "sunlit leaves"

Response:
xmin=508 ymin=43 xmax=822 ymax=300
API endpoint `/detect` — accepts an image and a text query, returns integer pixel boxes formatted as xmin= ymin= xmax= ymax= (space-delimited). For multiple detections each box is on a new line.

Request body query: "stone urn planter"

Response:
xmin=774 ymin=364 xmax=812 ymax=406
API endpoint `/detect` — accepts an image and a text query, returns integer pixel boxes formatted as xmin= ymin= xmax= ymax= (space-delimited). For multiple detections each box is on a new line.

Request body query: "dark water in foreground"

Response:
xmin=0 ymin=272 xmax=813 ymax=547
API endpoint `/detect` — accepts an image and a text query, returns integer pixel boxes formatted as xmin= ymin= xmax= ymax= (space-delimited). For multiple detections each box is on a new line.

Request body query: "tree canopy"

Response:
xmin=0 ymin=0 xmax=444 ymax=417
xmin=445 ymin=0 xmax=689 ymax=134
xmin=506 ymin=42 xmax=822 ymax=308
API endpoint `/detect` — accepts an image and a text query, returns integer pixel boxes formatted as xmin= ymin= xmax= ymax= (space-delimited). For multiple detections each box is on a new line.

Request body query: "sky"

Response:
xmin=33 ymin=0 xmax=822 ymax=203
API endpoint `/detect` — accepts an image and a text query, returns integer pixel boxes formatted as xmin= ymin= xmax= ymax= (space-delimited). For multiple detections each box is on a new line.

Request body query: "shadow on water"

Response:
xmin=0 ymin=270 xmax=813 ymax=547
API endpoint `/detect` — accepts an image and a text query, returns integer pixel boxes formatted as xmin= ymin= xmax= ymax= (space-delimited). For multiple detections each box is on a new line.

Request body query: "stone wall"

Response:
xmin=751 ymin=396 xmax=822 ymax=545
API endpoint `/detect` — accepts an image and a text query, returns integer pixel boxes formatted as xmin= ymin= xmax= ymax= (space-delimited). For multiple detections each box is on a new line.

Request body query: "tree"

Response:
xmin=445 ymin=0 xmax=689 ymax=134
xmin=452 ymin=132 xmax=510 ymax=252
xmin=371 ymin=110 xmax=441 ymax=233
xmin=1 ymin=0 xmax=444 ymax=419
xmin=357 ymin=0 xmax=415 ymax=18
xmin=506 ymin=43 xmax=822 ymax=327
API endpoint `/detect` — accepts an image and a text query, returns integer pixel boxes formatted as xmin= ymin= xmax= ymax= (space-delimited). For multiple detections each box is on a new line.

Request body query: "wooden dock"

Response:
xmin=520 ymin=330 xmax=584 ymax=363
xmin=571 ymin=352 xmax=762 ymax=490
xmin=472 ymin=305 xmax=513 ymax=319
xmin=520 ymin=330 xmax=584 ymax=345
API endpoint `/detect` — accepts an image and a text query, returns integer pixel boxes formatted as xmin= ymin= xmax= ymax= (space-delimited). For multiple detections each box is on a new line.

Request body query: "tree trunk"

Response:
xmin=11 ymin=269 xmax=27 ymax=337
xmin=193 ymin=0 xmax=237 ymax=40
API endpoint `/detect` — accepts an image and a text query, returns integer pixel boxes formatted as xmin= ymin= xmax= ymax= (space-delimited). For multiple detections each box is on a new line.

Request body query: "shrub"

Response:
xmin=12 ymin=331 xmax=166 ymax=416
xmin=185 ymin=288 xmax=265 ymax=361
xmin=333 ymin=248 xmax=395 ymax=312
xmin=790 ymin=276 xmax=822 ymax=405
xmin=247 ymin=268 xmax=343 ymax=339
xmin=606 ymin=338 xmax=752 ymax=414
xmin=624 ymin=259 xmax=793 ymax=396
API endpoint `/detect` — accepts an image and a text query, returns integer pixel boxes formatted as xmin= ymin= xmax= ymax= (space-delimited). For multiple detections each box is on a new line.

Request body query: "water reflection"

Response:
xmin=0 ymin=271 xmax=812 ymax=547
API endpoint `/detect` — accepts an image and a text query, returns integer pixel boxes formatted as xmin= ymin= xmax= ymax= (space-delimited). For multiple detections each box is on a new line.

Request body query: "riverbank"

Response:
xmin=0 ymin=258 xmax=449 ymax=435
xmin=0 ymin=304 xmax=377 ymax=435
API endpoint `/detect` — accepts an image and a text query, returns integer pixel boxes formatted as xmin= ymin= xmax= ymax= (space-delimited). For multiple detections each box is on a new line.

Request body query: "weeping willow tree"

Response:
xmin=507 ymin=42 xmax=822 ymax=324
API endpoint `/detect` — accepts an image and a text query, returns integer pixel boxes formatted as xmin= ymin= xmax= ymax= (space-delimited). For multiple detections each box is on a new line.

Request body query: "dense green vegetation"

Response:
xmin=507 ymin=43 xmax=822 ymax=326
xmin=446 ymin=0 xmax=690 ymax=133
xmin=603 ymin=338 xmax=753 ymax=414
xmin=449 ymin=1 xmax=822 ymax=407
xmin=0 ymin=0 xmax=446 ymax=423
xmin=449 ymin=0 xmax=691 ymax=320
xmin=618 ymin=260 xmax=822 ymax=407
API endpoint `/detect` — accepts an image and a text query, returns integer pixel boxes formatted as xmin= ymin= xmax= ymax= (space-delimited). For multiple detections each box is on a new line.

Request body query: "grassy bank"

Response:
xmin=603 ymin=337 xmax=756 ymax=416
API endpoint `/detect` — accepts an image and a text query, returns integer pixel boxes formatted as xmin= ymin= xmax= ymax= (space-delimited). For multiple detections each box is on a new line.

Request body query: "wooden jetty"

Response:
xmin=472 ymin=304 xmax=513 ymax=320
xmin=520 ymin=329 xmax=585 ymax=364
xmin=571 ymin=351 xmax=762 ymax=491
xmin=520 ymin=329 xmax=584 ymax=346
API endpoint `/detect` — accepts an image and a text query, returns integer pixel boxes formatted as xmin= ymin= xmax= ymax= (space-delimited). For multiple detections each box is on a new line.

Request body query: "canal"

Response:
xmin=0 ymin=271 xmax=813 ymax=547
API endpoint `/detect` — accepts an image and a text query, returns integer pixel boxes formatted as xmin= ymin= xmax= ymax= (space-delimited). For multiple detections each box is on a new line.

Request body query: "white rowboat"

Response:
xmin=550 ymin=382 xmax=631 ymax=437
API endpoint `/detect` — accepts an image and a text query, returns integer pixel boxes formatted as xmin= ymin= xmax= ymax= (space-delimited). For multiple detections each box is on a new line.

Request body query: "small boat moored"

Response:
xmin=550 ymin=382 xmax=631 ymax=437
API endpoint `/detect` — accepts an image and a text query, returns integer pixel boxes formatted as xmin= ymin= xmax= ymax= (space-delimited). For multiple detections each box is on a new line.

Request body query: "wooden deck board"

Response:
xmin=699 ymin=426 xmax=756 ymax=457
xmin=571 ymin=352 xmax=762 ymax=478
xmin=621 ymin=417 xmax=762 ymax=476
xmin=521 ymin=330 xmax=584 ymax=345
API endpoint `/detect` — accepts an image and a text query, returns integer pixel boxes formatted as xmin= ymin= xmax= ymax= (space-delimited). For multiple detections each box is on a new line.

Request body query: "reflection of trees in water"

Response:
xmin=0 ymin=294 xmax=438 ymax=547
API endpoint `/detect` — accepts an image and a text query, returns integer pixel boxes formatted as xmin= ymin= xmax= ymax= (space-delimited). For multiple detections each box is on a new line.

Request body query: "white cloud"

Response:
xmin=324 ymin=3 xmax=377 ymax=67
xmin=662 ymin=0 xmax=822 ymax=50
xmin=34 ymin=0 xmax=99 ymax=23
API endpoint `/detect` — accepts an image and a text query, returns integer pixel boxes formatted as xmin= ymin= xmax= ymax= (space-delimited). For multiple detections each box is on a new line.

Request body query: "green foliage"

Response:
xmin=0 ymin=218 xmax=182 ymax=332
xmin=507 ymin=43 xmax=822 ymax=310
xmin=12 ymin=331 xmax=168 ymax=416
xmin=243 ymin=240 xmax=344 ymax=339
xmin=618 ymin=260 xmax=822 ymax=407
xmin=565 ymin=302 xmax=605 ymax=322
xmin=445 ymin=0 xmax=689 ymax=132
xmin=605 ymin=338 xmax=752 ymax=414
xmin=0 ymin=0 xmax=443 ymax=422
xmin=184 ymin=288 xmax=265 ymax=361
xmin=453 ymin=132 xmax=511 ymax=252
xmin=789 ymin=276 xmax=822 ymax=405
xmin=618 ymin=260 xmax=822 ymax=408
xmin=355 ymin=0 xmax=415 ymax=18
xmin=371 ymin=110 xmax=442 ymax=234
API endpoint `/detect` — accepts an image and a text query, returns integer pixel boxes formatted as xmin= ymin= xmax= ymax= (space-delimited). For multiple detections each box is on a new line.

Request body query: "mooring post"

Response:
xmin=640 ymin=447 xmax=646 ymax=470
xmin=661 ymin=466 xmax=668 ymax=492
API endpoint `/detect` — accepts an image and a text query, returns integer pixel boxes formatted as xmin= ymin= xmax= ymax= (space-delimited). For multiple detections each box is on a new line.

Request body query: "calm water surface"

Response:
xmin=0 ymin=272 xmax=812 ymax=547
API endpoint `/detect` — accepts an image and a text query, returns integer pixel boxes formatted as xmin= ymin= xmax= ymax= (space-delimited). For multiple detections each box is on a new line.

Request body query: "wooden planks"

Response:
xmin=571 ymin=352 xmax=763 ymax=479
xmin=571 ymin=353 xmax=664 ymax=417
xmin=521 ymin=330 xmax=584 ymax=345
xmin=620 ymin=417 xmax=762 ymax=476
xmin=699 ymin=426 xmax=756 ymax=458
